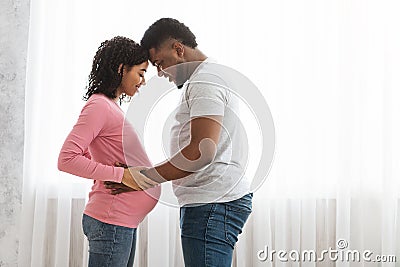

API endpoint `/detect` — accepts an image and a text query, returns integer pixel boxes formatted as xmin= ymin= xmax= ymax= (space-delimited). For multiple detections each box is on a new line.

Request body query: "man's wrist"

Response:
xmin=140 ymin=168 xmax=166 ymax=183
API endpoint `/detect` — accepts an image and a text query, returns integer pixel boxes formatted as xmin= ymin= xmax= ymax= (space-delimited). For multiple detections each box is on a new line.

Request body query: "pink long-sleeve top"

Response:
xmin=58 ymin=93 xmax=160 ymax=228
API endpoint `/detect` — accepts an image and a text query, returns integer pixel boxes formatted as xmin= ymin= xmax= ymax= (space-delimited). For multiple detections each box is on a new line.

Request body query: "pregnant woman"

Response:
xmin=58 ymin=36 xmax=160 ymax=267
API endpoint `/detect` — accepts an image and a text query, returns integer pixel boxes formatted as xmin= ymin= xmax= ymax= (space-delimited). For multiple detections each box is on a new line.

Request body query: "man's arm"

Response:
xmin=142 ymin=115 xmax=223 ymax=181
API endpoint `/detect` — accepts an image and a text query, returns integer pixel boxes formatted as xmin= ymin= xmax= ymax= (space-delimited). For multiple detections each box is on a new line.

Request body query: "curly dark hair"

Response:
xmin=84 ymin=36 xmax=149 ymax=103
xmin=141 ymin=18 xmax=198 ymax=50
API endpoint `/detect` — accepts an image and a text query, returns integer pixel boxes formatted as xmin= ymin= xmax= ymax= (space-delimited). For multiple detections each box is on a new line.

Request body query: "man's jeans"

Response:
xmin=82 ymin=214 xmax=137 ymax=267
xmin=180 ymin=193 xmax=253 ymax=267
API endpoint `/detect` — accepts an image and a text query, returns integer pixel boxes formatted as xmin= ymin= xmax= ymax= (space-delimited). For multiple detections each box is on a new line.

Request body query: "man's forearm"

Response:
xmin=143 ymin=161 xmax=193 ymax=182
xmin=142 ymin=141 xmax=215 ymax=182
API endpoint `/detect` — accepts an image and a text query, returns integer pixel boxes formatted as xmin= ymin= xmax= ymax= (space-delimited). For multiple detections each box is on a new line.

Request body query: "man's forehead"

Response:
xmin=148 ymin=39 xmax=177 ymax=63
xmin=148 ymin=48 xmax=159 ymax=63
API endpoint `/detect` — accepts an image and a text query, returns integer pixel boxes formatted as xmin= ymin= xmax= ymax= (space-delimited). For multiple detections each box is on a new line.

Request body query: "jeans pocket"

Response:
xmin=82 ymin=214 xmax=105 ymax=241
xmin=180 ymin=205 xmax=214 ymax=238
xmin=224 ymin=197 xmax=252 ymax=248
xmin=226 ymin=193 xmax=253 ymax=213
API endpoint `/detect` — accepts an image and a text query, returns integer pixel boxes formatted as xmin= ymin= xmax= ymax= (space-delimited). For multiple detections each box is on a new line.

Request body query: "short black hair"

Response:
xmin=141 ymin=18 xmax=198 ymax=50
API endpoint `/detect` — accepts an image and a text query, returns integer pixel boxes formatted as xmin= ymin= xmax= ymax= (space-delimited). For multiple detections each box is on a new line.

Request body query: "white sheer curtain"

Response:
xmin=20 ymin=0 xmax=400 ymax=266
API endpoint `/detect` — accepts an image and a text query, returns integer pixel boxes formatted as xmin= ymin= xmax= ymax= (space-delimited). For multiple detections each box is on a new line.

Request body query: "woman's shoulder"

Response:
xmin=87 ymin=93 xmax=112 ymax=102
xmin=85 ymin=93 xmax=114 ymax=109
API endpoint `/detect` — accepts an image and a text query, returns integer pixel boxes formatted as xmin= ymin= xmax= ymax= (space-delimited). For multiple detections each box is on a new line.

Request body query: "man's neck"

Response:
xmin=185 ymin=48 xmax=207 ymax=62
xmin=181 ymin=48 xmax=206 ymax=77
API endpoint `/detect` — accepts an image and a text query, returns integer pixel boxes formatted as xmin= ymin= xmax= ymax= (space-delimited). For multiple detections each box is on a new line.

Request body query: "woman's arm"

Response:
xmin=58 ymin=98 xmax=124 ymax=182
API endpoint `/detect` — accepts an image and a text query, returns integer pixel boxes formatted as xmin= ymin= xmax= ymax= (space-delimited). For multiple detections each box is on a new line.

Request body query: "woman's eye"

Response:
xmin=139 ymin=74 xmax=144 ymax=77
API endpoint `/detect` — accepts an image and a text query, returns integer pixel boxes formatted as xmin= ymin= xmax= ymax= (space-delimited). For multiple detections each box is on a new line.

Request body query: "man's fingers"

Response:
xmin=140 ymin=174 xmax=160 ymax=186
xmin=136 ymin=178 xmax=158 ymax=190
xmin=136 ymin=174 xmax=159 ymax=189
xmin=128 ymin=168 xmax=159 ymax=190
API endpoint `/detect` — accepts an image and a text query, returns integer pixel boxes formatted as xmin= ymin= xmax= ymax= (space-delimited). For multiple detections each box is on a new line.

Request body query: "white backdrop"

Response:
xmin=20 ymin=0 xmax=400 ymax=266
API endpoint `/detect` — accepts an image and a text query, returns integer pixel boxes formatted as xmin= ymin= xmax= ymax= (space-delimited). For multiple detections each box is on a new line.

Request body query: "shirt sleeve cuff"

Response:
xmin=114 ymin=167 xmax=124 ymax=183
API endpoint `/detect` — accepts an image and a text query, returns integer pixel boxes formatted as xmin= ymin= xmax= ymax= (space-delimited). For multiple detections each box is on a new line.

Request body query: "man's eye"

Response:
xmin=139 ymin=74 xmax=144 ymax=77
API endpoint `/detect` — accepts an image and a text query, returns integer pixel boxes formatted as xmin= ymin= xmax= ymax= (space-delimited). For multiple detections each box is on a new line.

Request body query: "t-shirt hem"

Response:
xmin=83 ymin=211 xmax=140 ymax=229
xmin=178 ymin=191 xmax=252 ymax=207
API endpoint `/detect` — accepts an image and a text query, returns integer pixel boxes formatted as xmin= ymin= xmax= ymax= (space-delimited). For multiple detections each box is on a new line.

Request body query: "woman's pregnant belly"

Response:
xmin=84 ymin=182 xmax=161 ymax=228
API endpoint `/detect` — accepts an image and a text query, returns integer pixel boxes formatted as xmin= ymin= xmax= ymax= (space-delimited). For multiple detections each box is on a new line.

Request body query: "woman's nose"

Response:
xmin=141 ymin=78 xmax=146 ymax=86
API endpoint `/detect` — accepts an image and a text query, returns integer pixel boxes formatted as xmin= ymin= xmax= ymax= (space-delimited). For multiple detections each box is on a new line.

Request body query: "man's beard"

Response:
xmin=174 ymin=63 xmax=189 ymax=89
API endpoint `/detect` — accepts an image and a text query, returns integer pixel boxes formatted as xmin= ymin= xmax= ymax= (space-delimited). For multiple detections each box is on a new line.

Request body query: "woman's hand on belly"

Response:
xmin=104 ymin=181 xmax=135 ymax=195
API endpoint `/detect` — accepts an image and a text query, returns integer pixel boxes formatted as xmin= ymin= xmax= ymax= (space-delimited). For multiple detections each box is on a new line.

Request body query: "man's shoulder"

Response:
xmin=190 ymin=61 xmax=231 ymax=88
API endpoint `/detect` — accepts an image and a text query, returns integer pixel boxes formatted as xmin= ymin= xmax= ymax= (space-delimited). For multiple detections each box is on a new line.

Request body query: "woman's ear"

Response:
xmin=118 ymin=64 xmax=124 ymax=74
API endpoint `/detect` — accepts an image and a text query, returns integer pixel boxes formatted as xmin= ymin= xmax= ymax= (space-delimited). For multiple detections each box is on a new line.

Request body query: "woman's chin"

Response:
xmin=126 ymin=90 xmax=137 ymax=97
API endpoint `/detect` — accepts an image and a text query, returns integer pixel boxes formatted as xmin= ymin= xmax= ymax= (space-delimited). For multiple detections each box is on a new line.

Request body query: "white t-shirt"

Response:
xmin=170 ymin=59 xmax=251 ymax=206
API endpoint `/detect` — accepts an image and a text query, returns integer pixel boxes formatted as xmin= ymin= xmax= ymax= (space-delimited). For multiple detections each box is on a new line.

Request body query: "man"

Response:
xmin=107 ymin=18 xmax=253 ymax=267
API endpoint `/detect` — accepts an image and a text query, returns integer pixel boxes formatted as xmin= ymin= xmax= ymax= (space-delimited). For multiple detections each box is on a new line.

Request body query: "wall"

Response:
xmin=0 ymin=0 xmax=30 ymax=265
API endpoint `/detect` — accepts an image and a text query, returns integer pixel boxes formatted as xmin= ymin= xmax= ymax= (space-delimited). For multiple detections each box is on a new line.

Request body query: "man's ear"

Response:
xmin=173 ymin=42 xmax=185 ymax=57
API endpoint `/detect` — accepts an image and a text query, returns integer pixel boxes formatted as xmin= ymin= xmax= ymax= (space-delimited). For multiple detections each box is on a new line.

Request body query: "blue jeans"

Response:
xmin=180 ymin=193 xmax=253 ymax=267
xmin=82 ymin=214 xmax=137 ymax=267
